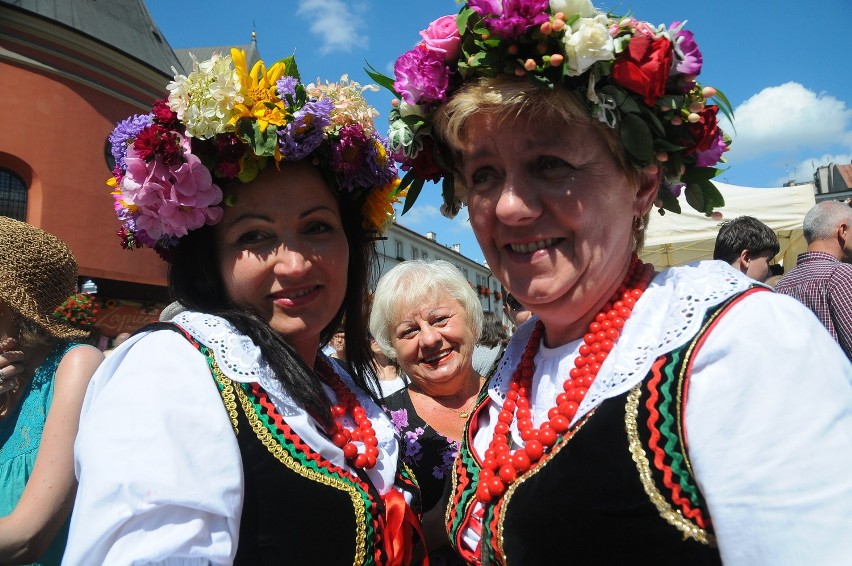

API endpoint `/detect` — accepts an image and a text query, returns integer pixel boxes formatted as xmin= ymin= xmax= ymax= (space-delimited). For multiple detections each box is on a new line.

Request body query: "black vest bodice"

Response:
xmin=446 ymin=289 xmax=765 ymax=565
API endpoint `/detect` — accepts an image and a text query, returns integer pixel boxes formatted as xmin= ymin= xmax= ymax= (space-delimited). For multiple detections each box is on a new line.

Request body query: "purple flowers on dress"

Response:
xmin=393 ymin=47 xmax=451 ymax=107
xmin=403 ymin=427 xmax=425 ymax=464
xmin=470 ymin=0 xmax=550 ymax=40
xmin=433 ymin=441 xmax=460 ymax=479
xmin=389 ymin=408 xmax=409 ymax=430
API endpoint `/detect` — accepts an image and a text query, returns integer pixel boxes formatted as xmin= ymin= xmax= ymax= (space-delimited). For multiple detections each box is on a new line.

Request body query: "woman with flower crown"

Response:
xmin=379 ymin=0 xmax=852 ymax=563
xmin=62 ymin=50 xmax=423 ymax=565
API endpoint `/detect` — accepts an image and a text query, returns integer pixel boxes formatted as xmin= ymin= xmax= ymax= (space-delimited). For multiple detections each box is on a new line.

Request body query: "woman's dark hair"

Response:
xmin=169 ymin=165 xmax=379 ymax=428
xmin=479 ymin=310 xmax=508 ymax=349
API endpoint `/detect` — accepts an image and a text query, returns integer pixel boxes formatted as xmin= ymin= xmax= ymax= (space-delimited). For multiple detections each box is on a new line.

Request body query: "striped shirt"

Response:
xmin=775 ymin=251 xmax=852 ymax=360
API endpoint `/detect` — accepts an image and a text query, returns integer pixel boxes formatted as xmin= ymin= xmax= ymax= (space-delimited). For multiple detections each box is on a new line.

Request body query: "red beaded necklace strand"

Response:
xmin=316 ymin=360 xmax=381 ymax=470
xmin=476 ymin=255 xmax=654 ymax=503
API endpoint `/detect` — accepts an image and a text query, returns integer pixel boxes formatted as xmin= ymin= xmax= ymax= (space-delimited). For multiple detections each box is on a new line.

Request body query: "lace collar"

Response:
xmin=171 ymin=311 xmax=395 ymax=440
xmin=489 ymin=260 xmax=754 ymax=424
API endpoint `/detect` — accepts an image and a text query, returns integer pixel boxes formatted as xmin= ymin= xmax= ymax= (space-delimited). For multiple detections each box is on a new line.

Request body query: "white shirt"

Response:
xmin=63 ymin=312 xmax=402 ymax=566
xmin=466 ymin=260 xmax=852 ymax=564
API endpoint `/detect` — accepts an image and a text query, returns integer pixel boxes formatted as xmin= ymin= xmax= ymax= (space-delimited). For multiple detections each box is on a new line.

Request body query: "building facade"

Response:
xmin=378 ymin=224 xmax=503 ymax=316
xmin=0 ymin=0 xmax=504 ymax=339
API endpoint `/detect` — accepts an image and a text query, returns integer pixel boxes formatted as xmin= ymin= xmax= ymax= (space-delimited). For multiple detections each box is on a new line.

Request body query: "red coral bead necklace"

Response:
xmin=475 ymin=255 xmax=654 ymax=503
xmin=316 ymin=359 xmax=381 ymax=470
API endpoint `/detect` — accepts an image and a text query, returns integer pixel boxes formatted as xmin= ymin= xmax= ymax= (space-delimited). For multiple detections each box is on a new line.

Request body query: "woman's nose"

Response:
xmin=494 ymin=176 xmax=541 ymax=226
xmin=418 ymin=324 xmax=441 ymax=348
xmin=272 ymin=244 xmax=311 ymax=277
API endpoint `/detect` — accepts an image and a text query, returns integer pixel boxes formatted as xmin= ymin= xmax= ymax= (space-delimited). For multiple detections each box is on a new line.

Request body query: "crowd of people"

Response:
xmin=1 ymin=1 xmax=852 ymax=564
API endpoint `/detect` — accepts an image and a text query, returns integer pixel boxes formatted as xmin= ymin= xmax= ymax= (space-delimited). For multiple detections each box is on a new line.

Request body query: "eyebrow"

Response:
xmin=224 ymin=205 xmax=336 ymax=228
xmin=459 ymin=134 xmax=566 ymax=165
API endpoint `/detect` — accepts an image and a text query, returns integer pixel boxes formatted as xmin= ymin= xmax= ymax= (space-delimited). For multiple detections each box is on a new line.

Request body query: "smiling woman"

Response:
xmin=380 ymin=1 xmax=852 ymax=564
xmin=63 ymin=51 xmax=424 ymax=565
xmin=370 ymin=259 xmax=484 ymax=564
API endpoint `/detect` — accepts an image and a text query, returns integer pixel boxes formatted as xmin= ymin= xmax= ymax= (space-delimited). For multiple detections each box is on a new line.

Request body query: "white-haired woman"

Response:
xmin=370 ymin=259 xmax=483 ymax=563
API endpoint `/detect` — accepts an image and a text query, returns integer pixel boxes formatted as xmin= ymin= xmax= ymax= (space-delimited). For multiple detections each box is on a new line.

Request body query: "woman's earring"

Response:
xmin=633 ymin=216 xmax=645 ymax=232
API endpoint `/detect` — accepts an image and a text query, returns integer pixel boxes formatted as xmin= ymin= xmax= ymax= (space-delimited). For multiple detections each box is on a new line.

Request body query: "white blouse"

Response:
xmin=466 ymin=260 xmax=852 ymax=565
xmin=63 ymin=312 xmax=401 ymax=566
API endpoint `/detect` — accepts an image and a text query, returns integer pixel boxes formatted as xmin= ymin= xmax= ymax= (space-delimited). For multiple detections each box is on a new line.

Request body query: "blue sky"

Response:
xmin=145 ymin=0 xmax=852 ymax=264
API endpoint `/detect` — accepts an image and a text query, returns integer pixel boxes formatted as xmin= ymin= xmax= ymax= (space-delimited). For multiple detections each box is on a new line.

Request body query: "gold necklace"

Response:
xmin=458 ymin=395 xmax=477 ymax=419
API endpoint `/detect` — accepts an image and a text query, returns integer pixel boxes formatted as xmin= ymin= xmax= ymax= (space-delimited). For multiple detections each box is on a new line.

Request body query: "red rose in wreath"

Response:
xmin=611 ymin=34 xmax=673 ymax=106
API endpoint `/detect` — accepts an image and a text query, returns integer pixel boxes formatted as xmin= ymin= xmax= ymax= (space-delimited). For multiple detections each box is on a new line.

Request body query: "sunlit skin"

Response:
xmin=215 ymin=162 xmax=349 ymax=366
xmin=742 ymin=250 xmax=775 ymax=283
xmin=457 ymin=113 xmax=658 ymax=347
xmin=392 ymin=292 xmax=477 ymax=399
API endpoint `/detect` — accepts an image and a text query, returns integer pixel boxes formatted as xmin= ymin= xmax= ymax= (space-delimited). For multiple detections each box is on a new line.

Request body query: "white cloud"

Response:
xmin=396 ymin=203 xmax=442 ymax=226
xmin=772 ymin=152 xmax=852 ymax=186
xmin=723 ymin=82 xmax=852 ymax=161
xmin=296 ymin=0 xmax=369 ymax=54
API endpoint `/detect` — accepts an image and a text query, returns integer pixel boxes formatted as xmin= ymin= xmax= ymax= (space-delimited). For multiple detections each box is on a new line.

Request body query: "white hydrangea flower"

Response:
xmin=388 ymin=118 xmax=422 ymax=158
xmin=167 ymin=52 xmax=242 ymax=139
xmin=398 ymin=102 xmax=427 ymax=118
xmin=562 ymin=15 xmax=615 ymax=76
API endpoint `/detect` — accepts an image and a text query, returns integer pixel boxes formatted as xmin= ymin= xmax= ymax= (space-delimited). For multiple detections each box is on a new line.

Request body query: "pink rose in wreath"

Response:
xmin=419 ymin=15 xmax=461 ymax=61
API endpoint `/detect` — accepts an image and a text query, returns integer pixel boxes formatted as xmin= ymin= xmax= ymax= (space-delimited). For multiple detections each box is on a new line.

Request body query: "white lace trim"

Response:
xmin=488 ymin=261 xmax=753 ymax=428
xmin=170 ymin=311 xmax=398 ymax=491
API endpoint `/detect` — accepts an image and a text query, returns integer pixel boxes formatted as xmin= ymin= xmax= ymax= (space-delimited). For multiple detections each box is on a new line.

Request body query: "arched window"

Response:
xmin=0 ymin=168 xmax=27 ymax=220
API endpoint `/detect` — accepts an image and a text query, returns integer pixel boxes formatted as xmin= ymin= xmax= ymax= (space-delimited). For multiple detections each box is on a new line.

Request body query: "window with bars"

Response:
xmin=0 ymin=168 xmax=27 ymax=220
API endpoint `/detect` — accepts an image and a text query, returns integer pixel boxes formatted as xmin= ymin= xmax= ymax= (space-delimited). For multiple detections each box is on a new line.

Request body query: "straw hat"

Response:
xmin=0 ymin=217 xmax=89 ymax=341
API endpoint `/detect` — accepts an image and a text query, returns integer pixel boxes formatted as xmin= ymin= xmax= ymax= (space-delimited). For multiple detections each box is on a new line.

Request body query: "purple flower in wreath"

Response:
xmin=694 ymin=129 xmax=727 ymax=168
xmin=342 ymin=133 xmax=398 ymax=193
xmin=471 ymin=0 xmax=550 ymax=40
xmin=278 ymin=96 xmax=333 ymax=161
xmin=109 ymin=113 xmax=153 ymax=173
xmin=669 ymin=21 xmax=703 ymax=77
xmin=276 ymin=76 xmax=299 ymax=99
xmin=393 ymin=46 xmax=451 ymax=107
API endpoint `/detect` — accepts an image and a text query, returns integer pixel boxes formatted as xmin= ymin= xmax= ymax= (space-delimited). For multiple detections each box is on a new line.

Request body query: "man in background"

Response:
xmin=503 ymin=294 xmax=532 ymax=332
xmin=775 ymin=201 xmax=852 ymax=360
xmin=713 ymin=215 xmax=780 ymax=283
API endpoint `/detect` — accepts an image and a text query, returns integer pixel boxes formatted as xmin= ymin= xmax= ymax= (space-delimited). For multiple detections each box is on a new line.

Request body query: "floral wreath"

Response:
xmin=108 ymin=49 xmax=402 ymax=258
xmin=369 ymin=0 xmax=733 ymax=218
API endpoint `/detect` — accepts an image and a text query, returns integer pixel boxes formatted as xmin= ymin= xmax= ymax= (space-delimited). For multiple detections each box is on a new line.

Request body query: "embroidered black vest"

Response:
xmin=154 ymin=324 xmax=419 ymax=565
xmin=446 ymin=288 xmax=765 ymax=565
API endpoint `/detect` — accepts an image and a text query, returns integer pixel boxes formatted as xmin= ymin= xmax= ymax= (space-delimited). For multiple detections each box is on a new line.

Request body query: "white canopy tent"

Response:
xmin=640 ymin=182 xmax=816 ymax=269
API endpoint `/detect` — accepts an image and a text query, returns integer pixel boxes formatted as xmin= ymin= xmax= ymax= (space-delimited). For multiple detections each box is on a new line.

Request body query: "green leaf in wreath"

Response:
xmin=364 ymin=62 xmax=398 ymax=95
xmin=402 ymin=178 xmax=426 ymax=215
xmin=237 ymin=119 xmax=278 ymax=157
xmin=681 ymin=166 xmax=719 ymax=184
xmin=277 ymin=55 xmax=300 ymax=80
xmin=619 ymin=112 xmax=654 ymax=165
xmin=657 ymin=185 xmax=682 ymax=214
xmin=684 ymin=183 xmax=706 ymax=213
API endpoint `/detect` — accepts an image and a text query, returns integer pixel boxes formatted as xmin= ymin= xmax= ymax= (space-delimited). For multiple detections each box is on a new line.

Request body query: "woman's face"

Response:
xmin=392 ymin=291 xmax=476 ymax=397
xmin=215 ymin=162 xmax=349 ymax=363
xmin=456 ymin=112 xmax=656 ymax=345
